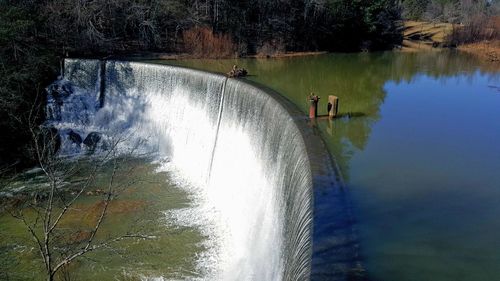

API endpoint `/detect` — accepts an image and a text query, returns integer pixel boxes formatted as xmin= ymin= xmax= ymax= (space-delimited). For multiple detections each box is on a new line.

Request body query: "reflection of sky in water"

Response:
xmin=348 ymin=72 xmax=500 ymax=281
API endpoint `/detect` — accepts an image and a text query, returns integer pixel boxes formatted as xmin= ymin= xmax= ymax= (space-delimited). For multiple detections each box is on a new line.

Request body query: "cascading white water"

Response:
xmin=46 ymin=59 xmax=313 ymax=280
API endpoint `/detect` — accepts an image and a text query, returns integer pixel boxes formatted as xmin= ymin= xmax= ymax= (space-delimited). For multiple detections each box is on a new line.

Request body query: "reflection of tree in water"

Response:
xmin=320 ymin=51 xmax=497 ymax=179
xmin=158 ymin=51 xmax=497 ymax=180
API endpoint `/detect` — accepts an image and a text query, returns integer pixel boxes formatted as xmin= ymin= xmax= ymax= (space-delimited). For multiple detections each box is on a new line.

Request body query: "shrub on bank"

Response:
xmin=182 ymin=26 xmax=237 ymax=59
xmin=447 ymin=16 xmax=500 ymax=45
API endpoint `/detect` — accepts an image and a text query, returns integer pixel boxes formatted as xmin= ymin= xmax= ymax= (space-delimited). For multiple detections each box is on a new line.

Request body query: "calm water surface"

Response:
xmin=155 ymin=51 xmax=500 ymax=281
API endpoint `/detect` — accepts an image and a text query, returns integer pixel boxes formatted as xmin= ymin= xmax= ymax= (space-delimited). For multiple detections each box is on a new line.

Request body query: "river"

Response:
xmin=1 ymin=50 xmax=498 ymax=281
xmin=158 ymin=50 xmax=500 ymax=281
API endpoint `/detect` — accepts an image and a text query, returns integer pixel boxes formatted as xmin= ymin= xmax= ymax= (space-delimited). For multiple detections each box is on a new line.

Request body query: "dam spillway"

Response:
xmin=46 ymin=59 xmax=358 ymax=280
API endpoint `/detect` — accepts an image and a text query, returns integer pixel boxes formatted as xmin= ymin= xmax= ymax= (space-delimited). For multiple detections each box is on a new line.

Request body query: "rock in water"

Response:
xmin=46 ymin=82 xmax=72 ymax=105
xmin=68 ymin=130 xmax=82 ymax=145
xmin=83 ymin=132 xmax=101 ymax=149
xmin=227 ymin=66 xmax=248 ymax=78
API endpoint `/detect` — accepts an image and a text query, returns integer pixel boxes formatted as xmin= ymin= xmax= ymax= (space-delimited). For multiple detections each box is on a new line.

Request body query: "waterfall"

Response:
xmin=208 ymin=77 xmax=227 ymax=179
xmin=209 ymin=78 xmax=313 ymax=280
xmin=46 ymin=59 xmax=314 ymax=280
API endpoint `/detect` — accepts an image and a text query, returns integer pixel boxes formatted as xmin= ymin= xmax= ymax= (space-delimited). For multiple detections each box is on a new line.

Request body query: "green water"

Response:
xmin=152 ymin=51 xmax=500 ymax=281
xmin=0 ymin=158 xmax=206 ymax=280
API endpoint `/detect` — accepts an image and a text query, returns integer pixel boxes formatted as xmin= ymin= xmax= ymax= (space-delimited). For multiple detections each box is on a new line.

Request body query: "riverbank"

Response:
xmin=247 ymin=51 xmax=328 ymax=59
xmin=122 ymin=51 xmax=328 ymax=61
xmin=458 ymin=40 xmax=500 ymax=63
xmin=400 ymin=20 xmax=499 ymax=64
xmin=400 ymin=21 xmax=452 ymax=52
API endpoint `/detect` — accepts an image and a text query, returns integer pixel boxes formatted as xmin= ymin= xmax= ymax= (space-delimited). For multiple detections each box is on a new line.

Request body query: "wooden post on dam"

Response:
xmin=328 ymin=95 xmax=339 ymax=118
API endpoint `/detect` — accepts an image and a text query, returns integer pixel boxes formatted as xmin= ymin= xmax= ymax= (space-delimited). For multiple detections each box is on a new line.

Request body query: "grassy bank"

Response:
xmin=401 ymin=20 xmax=499 ymax=65
xmin=458 ymin=40 xmax=500 ymax=62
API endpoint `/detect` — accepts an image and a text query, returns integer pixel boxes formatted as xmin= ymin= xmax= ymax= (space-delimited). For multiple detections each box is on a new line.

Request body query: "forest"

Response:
xmin=0 ymin=0 xmax=498 ymax=170
xmin=403 ymin=0 xmax=499 ymax=23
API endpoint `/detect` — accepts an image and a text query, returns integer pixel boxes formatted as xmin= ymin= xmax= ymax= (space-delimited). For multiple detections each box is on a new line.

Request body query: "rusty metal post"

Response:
xmin=309 ymin=101 xmax=316 ymax=118
xmin=309 ymin=95 xmax=320 ymax=118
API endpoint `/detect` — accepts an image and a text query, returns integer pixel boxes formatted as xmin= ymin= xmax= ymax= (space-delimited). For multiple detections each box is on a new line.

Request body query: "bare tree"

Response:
xmin=6 ymin=103 xmax=152 ymax=281
xmin=443 ymin=1 xmax=460 ymax=24
xmin=423 ymin=0 xmax=444 ymax=23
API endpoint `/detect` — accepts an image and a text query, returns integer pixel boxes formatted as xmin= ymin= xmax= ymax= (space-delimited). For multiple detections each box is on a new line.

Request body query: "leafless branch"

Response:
xmin=52 ymin=234 xmax=155 ymax=274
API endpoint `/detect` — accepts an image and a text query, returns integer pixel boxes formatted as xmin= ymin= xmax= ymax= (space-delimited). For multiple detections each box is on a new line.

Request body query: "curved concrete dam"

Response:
xmin=47 ymin=59 xmax=360 ymax=280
